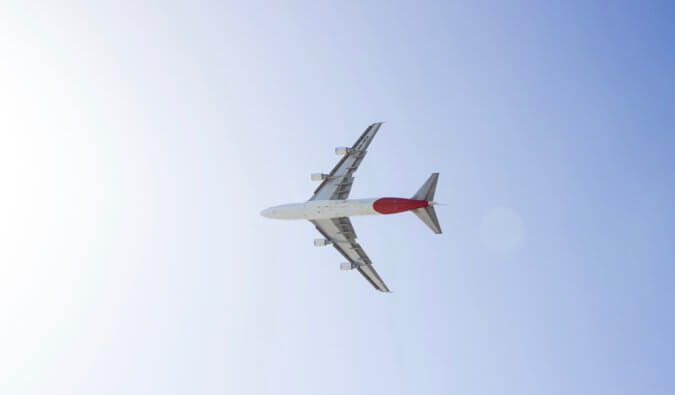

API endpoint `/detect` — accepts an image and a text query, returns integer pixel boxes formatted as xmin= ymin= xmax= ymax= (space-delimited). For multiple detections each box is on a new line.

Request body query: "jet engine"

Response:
xmin=340 ymin=262 xmax=355 ymax=270
xmin=335 ymin=147 xmax=351 ymax=156
xmin=313 ymin=238 xmax=331 ymax=247
xmin=311 ymin=173 xmax=328 ymax=181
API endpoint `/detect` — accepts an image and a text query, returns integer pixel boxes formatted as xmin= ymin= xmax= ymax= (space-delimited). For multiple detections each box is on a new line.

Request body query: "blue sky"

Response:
xmin=1 ymin=2 xmax=674 ymax=394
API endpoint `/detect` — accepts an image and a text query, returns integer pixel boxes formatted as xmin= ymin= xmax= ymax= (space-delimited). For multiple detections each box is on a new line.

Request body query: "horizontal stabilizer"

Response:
xmin=411 ymin=173 xmax=442 ymax=234
xmin=413 ymin=206 xmax=442 ymax=234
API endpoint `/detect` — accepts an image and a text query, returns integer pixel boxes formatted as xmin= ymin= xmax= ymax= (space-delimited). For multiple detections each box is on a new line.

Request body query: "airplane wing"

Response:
xmin=311 ymin=217 xmax=390 ymax=292
xmin=309 ymin=122 xmax=382 ymax=201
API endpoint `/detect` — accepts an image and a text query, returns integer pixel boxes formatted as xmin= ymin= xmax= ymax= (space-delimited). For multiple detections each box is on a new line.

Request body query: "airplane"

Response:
xmin=260 ymin=122 xmax=442 ymax=292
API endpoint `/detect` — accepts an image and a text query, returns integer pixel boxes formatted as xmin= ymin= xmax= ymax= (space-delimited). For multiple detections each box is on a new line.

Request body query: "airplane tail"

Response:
xmin=411 ymin=173 xmax=442 ymax=234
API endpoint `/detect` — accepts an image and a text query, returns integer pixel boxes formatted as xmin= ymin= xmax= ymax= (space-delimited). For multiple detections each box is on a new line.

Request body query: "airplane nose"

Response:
xmin=260 ymin=207 xmax=275 ymax=218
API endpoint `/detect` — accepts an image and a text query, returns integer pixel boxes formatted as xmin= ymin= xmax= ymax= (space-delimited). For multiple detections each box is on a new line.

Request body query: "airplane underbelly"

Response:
xmin=304 ymin=199 xmax=377 ymax=220
xmin=262 ymin=197 xmax=428 ymax=220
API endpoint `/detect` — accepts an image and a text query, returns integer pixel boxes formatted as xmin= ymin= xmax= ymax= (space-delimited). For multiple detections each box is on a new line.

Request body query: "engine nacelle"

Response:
xmin=340 ymin=262 xmax=355 ymax=271
xmin=314 ymin=238 xmax=331 ymax=247
xmin=311 ymin=173 xmax=328 ymax=181
xmin=335 ymin=147 xmax=351 ymax=156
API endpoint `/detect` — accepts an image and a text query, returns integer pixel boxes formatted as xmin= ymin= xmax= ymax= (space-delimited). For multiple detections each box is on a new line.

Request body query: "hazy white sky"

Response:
xmin=2 ymin=2 xmax=674 ymax=394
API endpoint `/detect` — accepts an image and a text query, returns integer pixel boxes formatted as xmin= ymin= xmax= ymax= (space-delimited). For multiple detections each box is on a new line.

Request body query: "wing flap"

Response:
xmin=310 ymin=122 xmax=382 ymax=201
xmin=312 ymin=218 xmax=391 ymax=292
xmin=357 ymin=264 xmax=390 ymax=293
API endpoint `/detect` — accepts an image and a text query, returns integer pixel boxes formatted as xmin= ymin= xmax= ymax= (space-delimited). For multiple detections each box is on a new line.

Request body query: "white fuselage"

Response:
xmin=261 ymin=199 xmax=378 ymax=220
